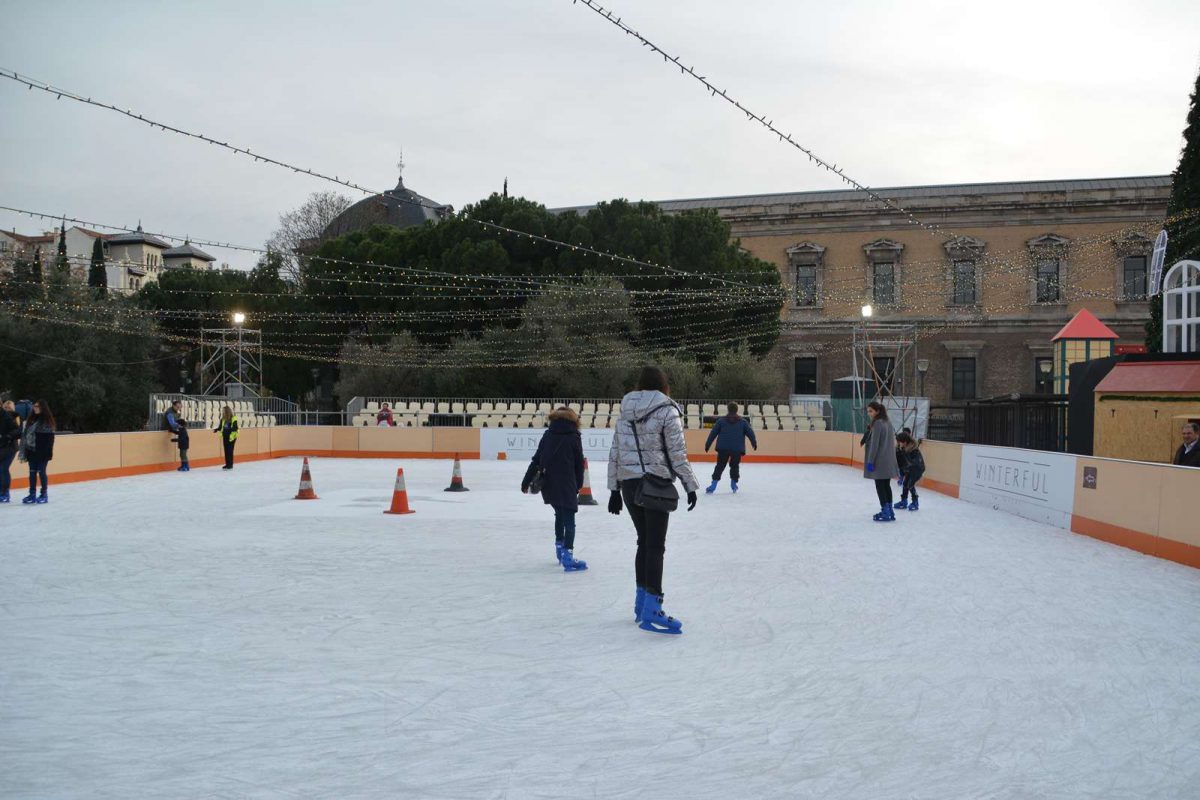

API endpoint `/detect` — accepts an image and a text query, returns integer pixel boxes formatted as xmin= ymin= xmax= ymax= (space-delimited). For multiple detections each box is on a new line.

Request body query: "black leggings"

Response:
xmin=621 ymin=479 xmax=671 ymax=596
xmin=901 ymin=475 xmax=920 ymax=502
xmin=874 ymin=478 xmax=893 ymax=506
xmin=223 ymin=440 xmax=235 ymax=468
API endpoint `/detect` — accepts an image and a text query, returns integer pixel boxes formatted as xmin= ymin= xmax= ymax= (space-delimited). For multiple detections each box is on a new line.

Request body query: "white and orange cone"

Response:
xmin=384 ymin=468 xmax=416 ymax=515
xmin=294 ymin=457 xmax=318 ymax=500
xmin=444 ymin=453 xmax=470 ymax=492
xmin=578 ymin=457 xmax=599 ymax=506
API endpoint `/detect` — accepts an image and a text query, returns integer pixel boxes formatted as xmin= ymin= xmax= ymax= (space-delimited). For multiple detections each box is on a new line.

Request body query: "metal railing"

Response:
xmin=964 ymin=394 xmax=1069 ymax=452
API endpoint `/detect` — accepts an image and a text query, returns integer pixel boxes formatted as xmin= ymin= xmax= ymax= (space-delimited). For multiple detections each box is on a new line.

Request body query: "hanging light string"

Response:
xmin=0 ymin=71 xmax=778 ymax=291
xmin=570 ymin=0 xmax=952 ymax=239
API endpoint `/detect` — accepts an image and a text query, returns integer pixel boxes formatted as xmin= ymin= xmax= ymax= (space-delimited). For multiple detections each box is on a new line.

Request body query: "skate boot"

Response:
xmin=635 ymin=586 xmax=647 ymax=621
xmin=561 ymin=550 xmax=588 ymax=572
xmin=35 ymin=491 xmax=47 ymax=505
xmin=731 ymin=480 xmax=739 ymax=493
xmin=705 ymin=480 xmax=718 ymax=495
xmin=908 ymin=499 xmax=919 ymax=512
xmin=555 ymin=541 xmax=565 ymax=564
xmin=639 ymin=593 xmax=682 ymax=635
xmin=0 ymin=492 xmax=10 ymax=503
xmin=22 ymin=493 xmax=37 ymax=505
xmin=872 ymin=503 xmax=896 ymax=522
xmin=893 ymin=498 xmax=909 ymax=510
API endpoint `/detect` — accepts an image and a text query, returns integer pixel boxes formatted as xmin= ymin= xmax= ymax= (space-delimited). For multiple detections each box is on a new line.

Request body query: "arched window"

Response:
xmin=1163 ymin=260 xmax=1200 ymax=353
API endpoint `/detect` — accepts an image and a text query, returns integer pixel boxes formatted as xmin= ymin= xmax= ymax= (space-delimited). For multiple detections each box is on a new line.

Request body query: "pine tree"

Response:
xmin=88 ymin=236 xmax=108 ymax=296
xmin=30 ymin=246 xmax=43 ymax=285
xmin=1147 ymin=66 xmax=1200 ymax=352
xmin=52 ymin=222 xmax=71 ymax=283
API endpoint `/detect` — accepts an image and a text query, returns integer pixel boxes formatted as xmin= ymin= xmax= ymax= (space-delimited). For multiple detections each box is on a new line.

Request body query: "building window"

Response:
xmin=872 ymin=356 xmax=895 ymax=394
xmin=1034 ymin=357 xmax=1054 ymax=394
xmin=793 ymin=357 xmax=818 ymax=394
xmin=952 ymin=260 xmax=977 ymax=305
xmin=1122 ymin=255 xmax=1147 ymax=300
xmin=795 ymin=265 xmax=817 ymax=306
xmin=952 ymin=357 xmax=977 ymax=400
xmin=873 ymin=262 xmax=895 ymax=306
xmin=1036 ymin=259 xmax=1060 ymax=303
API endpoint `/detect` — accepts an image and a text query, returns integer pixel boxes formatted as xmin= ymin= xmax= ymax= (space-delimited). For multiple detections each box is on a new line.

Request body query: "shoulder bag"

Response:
xmin=631 ymin=409 xmax=680 ymax=512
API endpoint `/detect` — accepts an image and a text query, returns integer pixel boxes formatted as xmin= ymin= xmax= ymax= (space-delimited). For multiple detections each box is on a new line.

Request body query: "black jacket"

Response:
xmin=522 ymin=415 xmax=585 ymax=512
xmin=1174 ymin=442 xmax=1200 ymax=468
xmin=0 ymin=409 xmax=18 ymax=455
xmin=903 ymin=448 xmax=926 ymax=482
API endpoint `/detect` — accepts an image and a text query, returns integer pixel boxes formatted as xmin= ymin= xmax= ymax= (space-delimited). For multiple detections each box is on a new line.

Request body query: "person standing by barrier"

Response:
xmin=19 ymin=399 xmax=56 ymax=505
xmin=703 ymin=402 xmax=757 ymax=494
xmin=165 ymin=400 xmax=190 ymax=472
xmin=0 ymin=399 xmax=19 ymax=503
xmin=214 ymin=405 xmax=239 ymax=470
xmin=893 ymin=432 xmax=925 ymax=512
xmin=607 ymin=365 xmax=701 ymax=635
xmin=521 ymin=406 xmax=587 ymax=571
xmin=1173 ymin=422 xmax=1200 ymax=468
xmin=863 ymin=401 xmax=899 ymax=522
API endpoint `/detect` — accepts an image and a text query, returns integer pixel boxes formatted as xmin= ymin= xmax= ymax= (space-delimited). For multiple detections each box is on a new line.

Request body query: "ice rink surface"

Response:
xmin=2 ymin=457 xmax=1199 ymax=799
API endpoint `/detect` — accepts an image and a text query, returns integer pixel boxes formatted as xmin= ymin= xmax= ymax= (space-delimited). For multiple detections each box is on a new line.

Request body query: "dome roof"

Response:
xmin=321 ymin=178 xmax=451 ymax=241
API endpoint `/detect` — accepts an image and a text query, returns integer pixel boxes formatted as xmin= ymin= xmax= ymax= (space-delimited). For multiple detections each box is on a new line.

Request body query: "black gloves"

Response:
xmin=687 ymin=491 xmax=698 ymax=511
xmin=608 ymin=490 xmax=623 ymax=515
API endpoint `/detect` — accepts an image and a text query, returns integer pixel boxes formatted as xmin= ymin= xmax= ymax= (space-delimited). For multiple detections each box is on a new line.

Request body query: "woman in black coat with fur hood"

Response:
xmin=522 ymin=406 xmax=587 ymax=572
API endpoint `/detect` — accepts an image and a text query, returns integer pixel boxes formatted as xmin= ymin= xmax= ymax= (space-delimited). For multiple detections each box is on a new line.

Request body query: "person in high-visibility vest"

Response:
xmin=214 ymin=406 xmax=239 ymax=470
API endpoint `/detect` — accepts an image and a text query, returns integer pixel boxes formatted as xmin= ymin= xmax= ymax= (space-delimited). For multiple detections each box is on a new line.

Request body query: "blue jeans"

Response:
xmin=29 ymin=463 xmax=48 ymax=495
xmin=554 ymin=508 xmax=576 ymax=550
xmin=0 ymin=450 xmax=14 ymax=494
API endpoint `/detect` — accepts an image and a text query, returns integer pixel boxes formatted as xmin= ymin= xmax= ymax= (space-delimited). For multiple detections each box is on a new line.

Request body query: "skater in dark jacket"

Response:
xmin=863 ymin=401 xmax=899 ymax=522
xmin=703 ymin=402 xmax=757 ymax=494
xmin=522 ymin=406 xmax=587 ymax=571
xmin=165 ymin=400 xmax=190 ymax=472
xmin=0 ymin=399 xmax=20 ymax=503
xmin=19 ymin=399 xmax=56 ymax=505
xmin=893 ymin=432 xmax=925 ymax=511
xmin=213 ymin=406 xmax=239 ymax=470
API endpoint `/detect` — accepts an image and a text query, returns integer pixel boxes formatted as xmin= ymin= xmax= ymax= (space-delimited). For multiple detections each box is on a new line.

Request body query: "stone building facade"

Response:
xmin=653 ymin=176 xmax=1171 ymax=405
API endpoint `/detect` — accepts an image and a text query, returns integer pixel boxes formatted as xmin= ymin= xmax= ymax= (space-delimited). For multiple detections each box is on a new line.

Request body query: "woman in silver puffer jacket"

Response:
xmin=607 ymin=366 xmax=700 ymax=635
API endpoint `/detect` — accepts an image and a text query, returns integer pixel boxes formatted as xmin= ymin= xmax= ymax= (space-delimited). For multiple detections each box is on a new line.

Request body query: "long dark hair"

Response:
xmin=32 ymin=399 xmax=56 ymax=430
xmin=866 ymin=400 xmax=888 ymax=420
xmin=636 ymin=365 xmax=669 ymax=393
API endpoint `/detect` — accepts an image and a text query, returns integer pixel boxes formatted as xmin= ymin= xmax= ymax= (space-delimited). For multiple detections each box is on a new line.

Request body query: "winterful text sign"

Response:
xmin=958 ymin=445 xmax=1077 ymax=529
xmin=480 ymin=428 xmax=614 ymax=463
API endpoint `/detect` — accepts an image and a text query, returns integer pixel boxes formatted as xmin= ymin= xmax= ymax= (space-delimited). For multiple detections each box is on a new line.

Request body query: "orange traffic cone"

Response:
xmin=578 ymin=457 xmax=599 ymax=506
xmin=444 ymin=453 xmax=470 ymax=492
xmin=294 ymin=457 xmax=318 ymax=500
xmin=384 ymin=467 xmax=416 ymax=515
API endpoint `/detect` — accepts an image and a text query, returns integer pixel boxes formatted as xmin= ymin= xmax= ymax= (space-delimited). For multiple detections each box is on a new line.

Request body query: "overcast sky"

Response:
xmin=2 ymin=0 xmax=1198 ymax=269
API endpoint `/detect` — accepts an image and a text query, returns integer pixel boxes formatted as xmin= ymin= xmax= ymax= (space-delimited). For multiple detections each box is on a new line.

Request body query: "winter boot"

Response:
xmin=635 ymin=586 xmax=647 ymax=621
xmin=872 ymin=503 xmax=896 ymax=522
xmin=561 ymin=550 xmax=588 ymax=572
xmin=22 ymin=493 xmax=37 ymax=505
xmin=908 ymin=499 xmax=919 ymax=512
xmin=35 ymin=491 xmax=47 ymax=505
xmin=705 ymin=480 xmax=718 ymax=495
xmin=731 ymin=480 xmax=739 ymax=493
xmin=639 ymin=593 xmax=682 ymax=634
xmin=893 ymin=498 xmax=909 ymax=510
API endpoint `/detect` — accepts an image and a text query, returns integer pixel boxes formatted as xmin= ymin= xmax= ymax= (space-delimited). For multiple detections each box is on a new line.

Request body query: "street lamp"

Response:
xmin=1038 ymin=357 xmax=1053 ymax=394
xmin=916 ymin=358 xmax=930 ymax=398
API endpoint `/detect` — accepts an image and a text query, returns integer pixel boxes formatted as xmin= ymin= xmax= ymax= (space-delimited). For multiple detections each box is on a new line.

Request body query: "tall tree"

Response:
xmin=1146 ymin=65 xmax=1200 ymax=352
xmin=88 ymin=236 xmax=108 ymax=296
xmin=30 ymin=246 xmax=43 ymax=286
xmin=265 ymin=191 xmax=353 ymax=283
xmin=52 ymin=222 xmax=71 ymax=283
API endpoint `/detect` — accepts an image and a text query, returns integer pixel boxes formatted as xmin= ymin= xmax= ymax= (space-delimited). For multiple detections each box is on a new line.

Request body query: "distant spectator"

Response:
xmin=0 ymin=399 xmax=19 ymax=503
xmin=19 ymin=399 xmax=56 ymax=504
xmin=377 ymin=403 xmax=396 ymax=427
xmin=165 ymin=399 xmax=190 ymax=472
xmin=214 ymin=405 xmax=239 ymax=470
xmin=1174 ymin=422 xmax=1200 ymax=468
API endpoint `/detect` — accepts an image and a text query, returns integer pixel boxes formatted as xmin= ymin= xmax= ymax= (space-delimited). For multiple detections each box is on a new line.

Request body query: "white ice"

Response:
xmin=2 ymin=458 xmax=1199 ymax=799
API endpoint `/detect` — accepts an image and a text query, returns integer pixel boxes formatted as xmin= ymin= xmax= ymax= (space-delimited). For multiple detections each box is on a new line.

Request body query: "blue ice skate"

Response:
xmin=893 ymin=499 xmax=908 ymax=510
xmin=635 ymin=586 xmax=647 ymax=621
xmin=555 ymin=541 xmax=565 ymax=564
xmin=872 ymin=503 xmax=896 ymax=522
xmin=561 ymin=550 xmax=588 ymax=572
xmin=705 ymin=480 xmax=718 ymax=495
xmin=22 ymin=494 xmax=36 ymax=505
xmin=731 ymin=480 xmax=739 ymax=493
xmin=639 ymin=593 xmax=682 ymax=635
xmin=0 ymin=492 xmax=10 ymax=503
xmin=908 ymin=499 xmax=919 ymax=512
xmin=35 ymin=492 xmax=47 ymax=505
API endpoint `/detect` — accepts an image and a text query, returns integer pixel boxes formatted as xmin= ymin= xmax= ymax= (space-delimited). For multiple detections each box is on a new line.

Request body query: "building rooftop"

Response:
xmin=1052 ymin=308 xmax=1121 ymax=342
xmin=162 ymin=241 xmax=215 ymax=261
xmin=106 ymin=224 xmax=171 ymax=249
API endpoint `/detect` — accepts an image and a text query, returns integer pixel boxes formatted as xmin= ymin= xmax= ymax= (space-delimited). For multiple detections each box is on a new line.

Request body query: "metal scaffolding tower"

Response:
xmin=200 ymin=326 xmax=263 ymax=397
xmin=851 ymin=323 xmax=919 ymax=414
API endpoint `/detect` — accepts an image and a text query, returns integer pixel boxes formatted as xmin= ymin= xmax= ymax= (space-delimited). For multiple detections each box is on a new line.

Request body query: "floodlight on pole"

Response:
xmin=232 ymin=312 xmax=246 ymax=325
xmin=861 ymin=304 xmax=873 ymax=318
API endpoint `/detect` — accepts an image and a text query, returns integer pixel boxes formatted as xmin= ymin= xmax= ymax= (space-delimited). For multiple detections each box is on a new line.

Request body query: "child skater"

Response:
xmin=893 ymin=432 xmax=925 ymax=511
xmin=521 ymin=406 xmax=587 ymax=571
xmin=863 ymin=401 xmax=900 ymax=521
xmin=165 ymin=400 xmax=190 ymax=472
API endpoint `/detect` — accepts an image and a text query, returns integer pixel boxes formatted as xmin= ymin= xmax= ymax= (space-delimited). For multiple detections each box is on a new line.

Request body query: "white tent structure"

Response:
xmin=1162 ymin=259 xmax=1200 ymax=353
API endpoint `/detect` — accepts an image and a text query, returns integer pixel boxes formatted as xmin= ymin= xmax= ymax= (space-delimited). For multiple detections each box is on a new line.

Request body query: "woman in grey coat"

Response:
xmin=863 ymin=400 xmax=900 ymax=522
xmin=607 ymin=366 xmax=701 ymax=634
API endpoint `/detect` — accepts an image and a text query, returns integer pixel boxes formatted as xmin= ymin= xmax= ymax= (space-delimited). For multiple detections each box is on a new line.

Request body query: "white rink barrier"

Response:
xmin=481 ymin=428 xmax=614 ymax=462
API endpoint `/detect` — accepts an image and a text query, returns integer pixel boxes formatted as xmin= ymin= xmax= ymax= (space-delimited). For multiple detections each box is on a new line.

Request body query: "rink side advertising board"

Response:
xmin=480 ymin=428 xmax=614 ymax=462
xmin=958 ymin=445 xmax=1077 ymax=529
